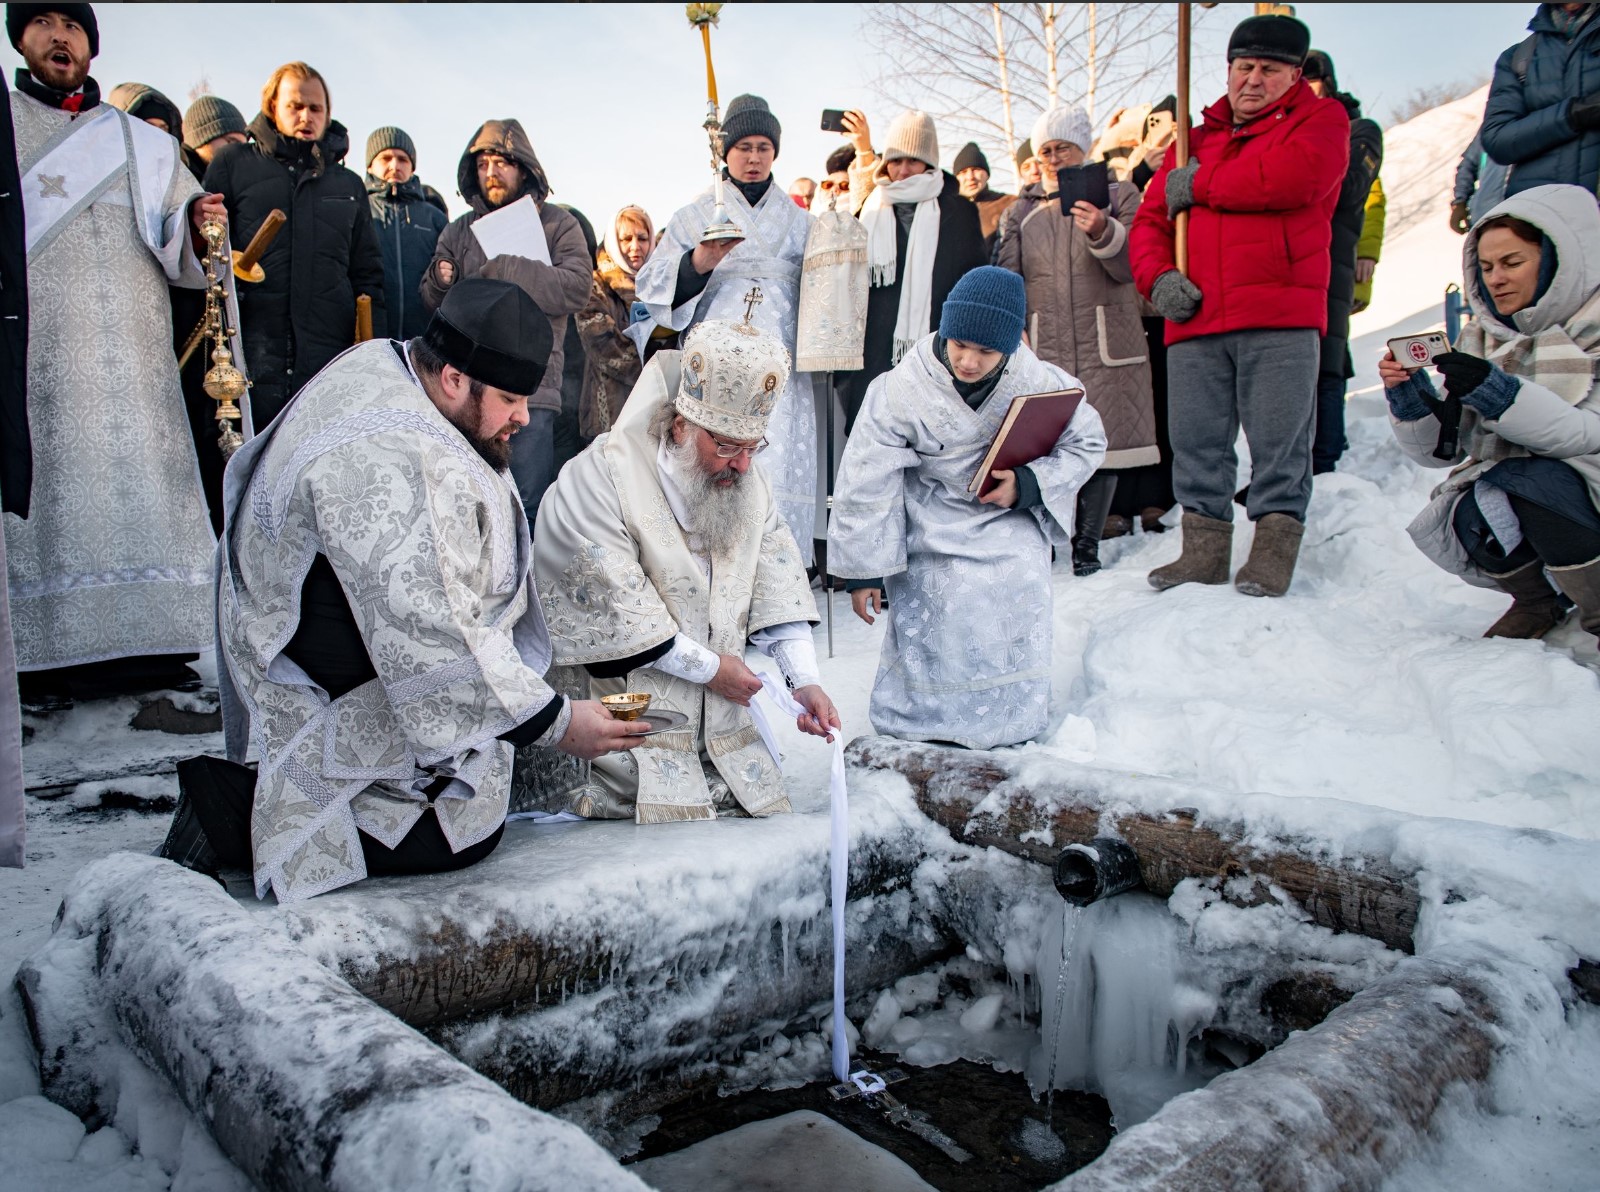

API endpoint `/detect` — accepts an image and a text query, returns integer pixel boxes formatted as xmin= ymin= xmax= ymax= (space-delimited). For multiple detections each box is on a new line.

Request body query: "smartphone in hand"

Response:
xmin=820 ymin=109 xmax=848 ymax=134
xmin=1387 ymin=332 xmax=1450 ymax=370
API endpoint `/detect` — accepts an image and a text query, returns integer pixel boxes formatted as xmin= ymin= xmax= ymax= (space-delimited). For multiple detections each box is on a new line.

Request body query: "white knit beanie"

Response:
xmin=882 ymin=110 xmax=940 ymax=170
xmin=1031 ymin=105 xmax=1092 ymax=155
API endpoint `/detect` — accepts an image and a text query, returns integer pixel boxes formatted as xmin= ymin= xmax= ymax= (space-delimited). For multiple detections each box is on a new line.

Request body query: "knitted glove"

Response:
xmin=1164 ymin=160 xmax=1200 ymax=216
xmin=1569 ymin=93 xmax=1600 ymax=132
xmin=1149 ymin=270 xmax=1202 ymax=323
xmin=1449 ymin=202 xmax=1471 ymax=235
xmin=1384 ymin=369 xmax=1436 ymax=422
xmin=1435 ymin=350 xmax=1521 ymax=419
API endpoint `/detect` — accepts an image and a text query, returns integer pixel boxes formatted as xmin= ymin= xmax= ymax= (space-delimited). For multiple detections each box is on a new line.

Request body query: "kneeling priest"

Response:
xmin=183 ymin=278 xmax=647 ymax=903
xmin=534 ymin=317 xmax=841 ymax=823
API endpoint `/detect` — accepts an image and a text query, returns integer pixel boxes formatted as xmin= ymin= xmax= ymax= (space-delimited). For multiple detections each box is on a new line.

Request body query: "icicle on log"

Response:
xmin=847 ymin=737 xmax=1423 ymax=950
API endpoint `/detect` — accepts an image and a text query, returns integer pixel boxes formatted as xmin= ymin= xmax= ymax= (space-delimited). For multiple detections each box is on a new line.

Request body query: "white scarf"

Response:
xmin=861 ymin=169 xmax=943 ymax=363
xmin=603 ymin=205 xmax=654 ymax=279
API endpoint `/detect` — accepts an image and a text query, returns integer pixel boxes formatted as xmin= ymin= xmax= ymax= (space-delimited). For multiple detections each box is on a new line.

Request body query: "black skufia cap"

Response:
xmin=424 ymin=277 xmax=552 ymax=396
xmin=7 ymin=3 xmax=98 ymax=56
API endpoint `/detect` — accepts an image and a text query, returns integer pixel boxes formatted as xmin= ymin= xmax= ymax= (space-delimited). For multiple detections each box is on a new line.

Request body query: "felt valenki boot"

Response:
xmin=1148 ymin=512 xmax=1233 ymax=591
xmin=1481 ymin=560 xmax=1569 ymax=639
xmin=1548 ymin=555 xmax=1600 ymax=641
xmin=1234 ymin=512 xmax=1305 ymax=598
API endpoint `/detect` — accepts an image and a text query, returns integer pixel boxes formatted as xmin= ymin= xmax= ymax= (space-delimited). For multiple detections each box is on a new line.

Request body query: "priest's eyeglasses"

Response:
xmin=708 ymin=433 xmax=769 ymax=459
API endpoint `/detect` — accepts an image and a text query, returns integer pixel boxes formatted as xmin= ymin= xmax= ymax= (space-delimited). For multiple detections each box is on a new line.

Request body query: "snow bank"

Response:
xmin=17 ymin=853 xmax=651 ymax=1192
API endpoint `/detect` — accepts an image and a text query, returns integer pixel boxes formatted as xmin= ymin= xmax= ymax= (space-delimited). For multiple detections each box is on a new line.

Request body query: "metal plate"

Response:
xmin=635 ymin=710 xmax=690 ymax=736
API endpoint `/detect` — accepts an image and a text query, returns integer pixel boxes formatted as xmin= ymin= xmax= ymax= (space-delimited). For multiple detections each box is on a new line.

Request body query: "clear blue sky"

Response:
xmin=12 ymin=2 xmax=1534 ymax=233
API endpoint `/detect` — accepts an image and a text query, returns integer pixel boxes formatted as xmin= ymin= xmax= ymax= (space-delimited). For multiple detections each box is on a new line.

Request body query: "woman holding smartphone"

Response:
xmin=1381 ymin=183 xmax=1600 ymax=641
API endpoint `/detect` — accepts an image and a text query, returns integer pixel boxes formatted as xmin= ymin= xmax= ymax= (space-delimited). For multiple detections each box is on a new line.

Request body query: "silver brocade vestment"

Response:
xmin=634 ymin=181 xmax=818 ymax=564
xmin=218 ymin=341 xmax=558 ymax=903
xmin=4 ymin=92 xmax=214 ymax=669
xmin=828 ymin=336 xmax=1106 ymax=748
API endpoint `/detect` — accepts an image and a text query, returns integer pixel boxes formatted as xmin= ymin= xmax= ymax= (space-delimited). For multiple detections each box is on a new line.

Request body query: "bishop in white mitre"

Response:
xmin=4 ymin=4 xmax=224 ymax=701
xmin=535 ymin=315 xmax=841 ymax=824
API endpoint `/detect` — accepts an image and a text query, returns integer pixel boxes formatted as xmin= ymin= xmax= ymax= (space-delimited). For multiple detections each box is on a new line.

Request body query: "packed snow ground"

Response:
xmin=5 ymin=84 xmax=1600 ymax=1192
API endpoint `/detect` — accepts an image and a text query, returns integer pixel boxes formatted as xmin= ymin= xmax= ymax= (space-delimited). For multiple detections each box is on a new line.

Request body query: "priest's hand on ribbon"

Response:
xmin=708 ymin=653 xmax=764 ymax=706
xmin=791 ymin=684 xmax=841 ymax=744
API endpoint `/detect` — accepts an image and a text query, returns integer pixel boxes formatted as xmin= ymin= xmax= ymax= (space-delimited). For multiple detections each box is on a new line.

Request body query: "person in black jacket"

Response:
xmin=0 ymin=77 xmax=27 ymax=869
xmin=203 ymin=61 xmax=385 ymax=429
xmin=1304 ymin=50 xmax=1383 ymax=475
xmin=364 ymin=125 xmax=446 ymax=341
xmin=838 ymin=110 xmax=987 ymax=433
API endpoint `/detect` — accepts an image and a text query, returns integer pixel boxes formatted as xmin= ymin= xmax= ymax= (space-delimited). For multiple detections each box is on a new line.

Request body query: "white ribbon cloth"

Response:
xmin=754 ymin=672 xmax=852 ymax=1082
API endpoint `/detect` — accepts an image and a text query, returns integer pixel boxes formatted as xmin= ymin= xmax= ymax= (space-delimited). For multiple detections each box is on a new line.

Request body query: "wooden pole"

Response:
xmin=354 ymin=294 xmax=373 ymax=344
xmin=1175 ymin=2 xmax=1192 ymax=276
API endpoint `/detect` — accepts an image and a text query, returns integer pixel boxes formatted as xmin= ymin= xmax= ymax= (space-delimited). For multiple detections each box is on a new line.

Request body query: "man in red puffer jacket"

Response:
xmin=1131 ymin=14 xmax=1348 ymax=598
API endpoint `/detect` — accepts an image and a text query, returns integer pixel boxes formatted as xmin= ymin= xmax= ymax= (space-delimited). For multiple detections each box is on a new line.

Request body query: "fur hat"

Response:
xmin=1031 ymin=105 xmax=1091 ymax=155
xmin=674 ymin=318 xmax=791 ymax=441
xmin=824 ymin=144 xmax=854 ymax=176
xmin=721 ymin=94 xmax=781 ymax=158
xmin=1227 ymin=14 xmax=1311 ymax=67
xmin=883 ymin=110 xmax=939 ymax=171
xmin=1014 ymin=138 xmax=1034 ymax=168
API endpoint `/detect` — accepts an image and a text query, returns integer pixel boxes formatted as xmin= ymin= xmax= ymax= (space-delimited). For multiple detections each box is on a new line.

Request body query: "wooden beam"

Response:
xmin=847 ymin=737 xmax=1421 ymax=951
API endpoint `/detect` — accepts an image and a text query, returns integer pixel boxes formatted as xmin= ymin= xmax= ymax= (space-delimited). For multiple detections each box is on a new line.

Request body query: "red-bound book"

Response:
xmin=967 ymin=388 xmax=1086 ymax=498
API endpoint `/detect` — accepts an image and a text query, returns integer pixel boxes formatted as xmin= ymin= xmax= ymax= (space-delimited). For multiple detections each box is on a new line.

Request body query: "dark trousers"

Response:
xmin=510 ymin=407 xmax=559 ymax=525
xmin=1312 ymin=370 xmax=1349 ymax=476
xmin=1109 ymin=317 xmax=1176 ymax=517
xmin=1452 ymin=458 xmax=1600 ymax=572
xmin=166 ymin=754 xmax=505 ymax=879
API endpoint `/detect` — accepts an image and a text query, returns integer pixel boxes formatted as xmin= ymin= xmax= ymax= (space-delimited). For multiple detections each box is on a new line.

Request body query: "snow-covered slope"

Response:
xmin=1349 ymin=84 xmax=1489 ymax=341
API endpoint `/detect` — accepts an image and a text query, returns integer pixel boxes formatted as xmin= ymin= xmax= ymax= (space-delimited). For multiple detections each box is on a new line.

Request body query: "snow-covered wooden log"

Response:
xmin=16 ymin=853 xmax=650 ymax=1192
xmin=848 ymin=737 xmax=1422 ymax=952
xmin=1051 ymin=958 xmax=1497 ymax=1192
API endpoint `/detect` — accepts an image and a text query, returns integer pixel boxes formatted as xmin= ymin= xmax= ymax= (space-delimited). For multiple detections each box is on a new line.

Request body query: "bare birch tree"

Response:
xmin=863 ymin=3 xmax=1216 ymax=188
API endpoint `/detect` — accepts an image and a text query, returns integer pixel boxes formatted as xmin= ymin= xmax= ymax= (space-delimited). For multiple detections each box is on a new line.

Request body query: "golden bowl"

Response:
xmin=601 ymin=693 xmax=652 ymax=721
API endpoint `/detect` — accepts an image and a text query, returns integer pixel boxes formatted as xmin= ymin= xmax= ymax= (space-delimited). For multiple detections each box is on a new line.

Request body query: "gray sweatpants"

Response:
xmin=1168 ymin=328 xmax=1319 ymax=522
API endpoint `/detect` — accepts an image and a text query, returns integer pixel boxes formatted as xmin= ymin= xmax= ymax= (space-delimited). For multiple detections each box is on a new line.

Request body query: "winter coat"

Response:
xmin=996 ymin=170 xmax=1157 ymax=469
xmin=1129 ymin=79 xmax=1350 ymax=346
xmin=204 ymin=115 xmax=387 ymax=428
xmin=1391 ymin=185 xmax=1600 ymax=580
xmin=1482 ymin=4 xmax=1600 ymax=197
xmin=0 ymin=86 xmax=27 ymax=517
xmin=575 ymin=248 xmax=653 ymax=438
xmin=838 ymin=169 xmax=988 ymax=425
xmin=366 ymin=173 xmax=448 ymax=341
xmin=1322 ymin=92 xmax=1384 ymax=377
xmin=419 ymin=120 xmax=589 ymax=415
xmin=992 ymin=181 xmax=1048 ymax=264
xmin=1454 ymin=131 xmax=1512 ymax=224
xmin=1353 ymin=177 xmax=1386 ymax=313
xmin=971 ymin=186 xmax=1017 ymax=257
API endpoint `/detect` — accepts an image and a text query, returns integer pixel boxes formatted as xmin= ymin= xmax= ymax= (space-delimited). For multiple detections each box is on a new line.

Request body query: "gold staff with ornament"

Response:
xmin=686 ymin=3 xmax=742 ymax=242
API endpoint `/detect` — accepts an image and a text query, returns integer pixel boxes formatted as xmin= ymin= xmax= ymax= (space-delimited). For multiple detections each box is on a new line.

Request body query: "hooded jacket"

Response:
xmin=1392 ymin=185 xmax=1600 ymax=577
xmin=419 ymin=119 xmax=590 ymax=414
xmin=204 ymin=114 xmax=386 ymax=428
xmin=367 ymin=172 xmax=448 ymax=340
xmin=1129 ymin=79 xmax=1350 ymax=346
xmin=106 ymin=82 xmax=206 ymax=180
xmin=1482 ymin=4 xmax=1600 ymax=197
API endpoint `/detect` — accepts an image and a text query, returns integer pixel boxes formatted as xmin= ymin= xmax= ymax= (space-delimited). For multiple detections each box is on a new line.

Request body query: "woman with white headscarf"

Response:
xmin=575 ymin=204 xmax=663 ymax=438
xmin=837 ymin=109 xmax=987 ymax=433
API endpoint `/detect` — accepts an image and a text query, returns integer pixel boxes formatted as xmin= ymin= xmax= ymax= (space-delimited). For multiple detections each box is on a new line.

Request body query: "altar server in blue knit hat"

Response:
xmin=828 ymin=267 xmax=1105 ymax=748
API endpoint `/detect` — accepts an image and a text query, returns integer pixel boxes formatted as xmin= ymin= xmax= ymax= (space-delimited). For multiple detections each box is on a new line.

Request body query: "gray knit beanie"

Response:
xmin=367 ymin=125 xmax=417 ymax=169
xmin=721 ymin=94 xmax=781 ymax=159
xmin=183 ymin=95 xmax=246 ymax=150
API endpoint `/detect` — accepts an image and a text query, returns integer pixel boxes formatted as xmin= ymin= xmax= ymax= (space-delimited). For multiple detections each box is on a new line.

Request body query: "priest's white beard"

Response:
xmin=666 ymin=431 xmax=757 ymax=556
